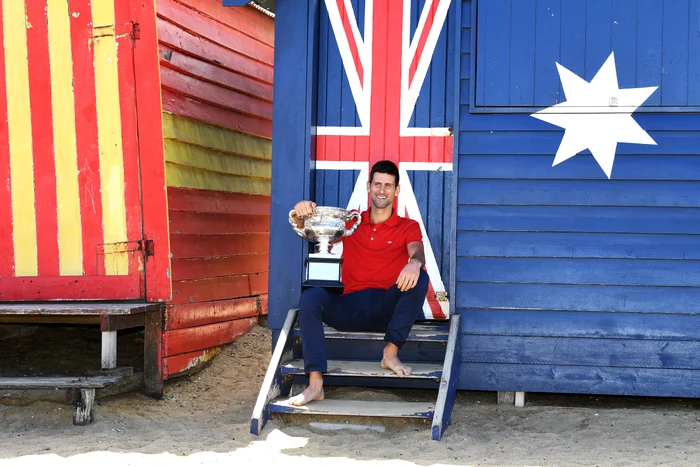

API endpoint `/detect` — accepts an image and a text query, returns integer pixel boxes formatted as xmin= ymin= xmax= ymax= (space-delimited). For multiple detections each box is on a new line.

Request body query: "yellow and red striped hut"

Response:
xmin=0 ymin=0 xmax=272 ymax=394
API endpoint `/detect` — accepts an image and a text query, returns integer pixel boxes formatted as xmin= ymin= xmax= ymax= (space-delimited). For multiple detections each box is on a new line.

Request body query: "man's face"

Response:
xmin=367 ymin=172 xmax=400 ymax=210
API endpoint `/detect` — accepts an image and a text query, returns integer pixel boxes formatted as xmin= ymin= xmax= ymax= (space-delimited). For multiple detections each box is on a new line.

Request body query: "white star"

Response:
xmin=531 ymin=52 xmax=658 ymax=178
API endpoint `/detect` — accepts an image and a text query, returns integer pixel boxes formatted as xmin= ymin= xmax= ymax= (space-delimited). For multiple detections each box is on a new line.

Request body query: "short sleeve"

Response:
xmin=404 ymin=219 xmax=422 ymax=245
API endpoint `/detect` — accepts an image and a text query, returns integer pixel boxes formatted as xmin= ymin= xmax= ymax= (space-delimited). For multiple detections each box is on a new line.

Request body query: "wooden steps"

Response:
xmin=280 ymin=359 xmax=443 ymax=379
xmin=251 ymin=309 xmax=461 ymax=440
xmin=269 ymin=399 xmax=435 ymax=418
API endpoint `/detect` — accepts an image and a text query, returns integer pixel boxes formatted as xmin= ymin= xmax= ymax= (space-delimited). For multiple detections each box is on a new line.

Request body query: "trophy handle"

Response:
xmin=288 ymin=209 xmax=308 ymax=238
xmin=344 ymin=211 xmax=362 ymax=237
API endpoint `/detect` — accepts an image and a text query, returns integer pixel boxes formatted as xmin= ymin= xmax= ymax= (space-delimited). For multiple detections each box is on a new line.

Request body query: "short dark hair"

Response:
xmin=369 ymin=160 xmax=400 ymax=186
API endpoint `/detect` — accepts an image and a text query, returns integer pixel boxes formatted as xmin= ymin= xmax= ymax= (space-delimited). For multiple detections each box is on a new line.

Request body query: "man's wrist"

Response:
xmin=408 ymin=257 xmax=422 ymax=267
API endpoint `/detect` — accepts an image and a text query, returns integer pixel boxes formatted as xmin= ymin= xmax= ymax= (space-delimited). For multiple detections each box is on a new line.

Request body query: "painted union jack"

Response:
xmin=315 ymin=0 xmax=454 ymax=320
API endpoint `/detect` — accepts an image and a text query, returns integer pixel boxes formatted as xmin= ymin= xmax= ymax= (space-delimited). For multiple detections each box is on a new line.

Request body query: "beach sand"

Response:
xmin=1 ymin=325 xmax=699 ymax=466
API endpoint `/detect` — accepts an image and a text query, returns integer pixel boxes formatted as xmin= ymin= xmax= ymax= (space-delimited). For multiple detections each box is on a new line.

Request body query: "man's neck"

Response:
xmin=369 ymin=206 xmax=393 ymax=224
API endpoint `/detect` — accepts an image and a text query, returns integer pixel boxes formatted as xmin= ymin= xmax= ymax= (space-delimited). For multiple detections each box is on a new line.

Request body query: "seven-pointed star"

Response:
xmin=531 ymin=52 xmax=658 ymax=178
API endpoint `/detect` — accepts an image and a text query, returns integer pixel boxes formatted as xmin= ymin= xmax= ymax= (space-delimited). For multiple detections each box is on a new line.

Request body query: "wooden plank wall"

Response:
xmin=456 ymin=0 xmax=700 ymax=397
xmin=155 ymin=0 xmax=273 ymax=378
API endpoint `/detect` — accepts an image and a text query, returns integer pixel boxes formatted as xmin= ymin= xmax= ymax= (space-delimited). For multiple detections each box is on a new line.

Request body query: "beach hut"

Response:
xmin=239 ymin=0 xmax=700 ymax=438
xmin=0 ymin=0 xmax=273 ymax=421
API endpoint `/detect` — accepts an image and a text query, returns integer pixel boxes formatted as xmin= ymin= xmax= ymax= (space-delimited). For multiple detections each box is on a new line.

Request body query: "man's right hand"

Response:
xmin=294 ymin=200 xmax=316 ymax=217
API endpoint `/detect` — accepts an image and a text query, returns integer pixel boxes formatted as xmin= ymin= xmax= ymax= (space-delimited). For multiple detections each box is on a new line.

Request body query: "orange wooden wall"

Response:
xmin=155 ymin=0 xmax=273 ymax=377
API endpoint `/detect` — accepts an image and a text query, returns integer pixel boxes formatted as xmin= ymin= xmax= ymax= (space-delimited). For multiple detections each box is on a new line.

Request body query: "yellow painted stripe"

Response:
xmin=165 ymin=163 xmax=271 ymax=195
xmin=163 ymin=140 xmax=271 ymax=179
xmin=162 ymin=113 xmax=272 ymax=160
xmin=3 ymin=1 xmax=37 ymax=276
xmin=92 ymin=1 xmax=127 ymax=276
xmin=48 ymin=0 xmax=83 ymax=275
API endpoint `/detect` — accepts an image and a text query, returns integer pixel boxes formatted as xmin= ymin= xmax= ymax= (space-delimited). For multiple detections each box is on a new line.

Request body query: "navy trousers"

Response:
xmin=298 ymin=269 xmax=429 ymax=373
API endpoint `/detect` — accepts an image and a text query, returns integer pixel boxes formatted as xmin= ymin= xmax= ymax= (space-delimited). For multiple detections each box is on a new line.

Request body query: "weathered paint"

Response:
xmin=158 ymin=0 xmax=273 ymax=378
xmin=0 ymin=0 xmax=171 ymax=301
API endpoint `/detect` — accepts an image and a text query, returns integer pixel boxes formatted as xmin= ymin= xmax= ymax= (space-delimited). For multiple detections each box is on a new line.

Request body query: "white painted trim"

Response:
xmin=324 ymin=0 xmax=369 ymax=127
xmin=401 ymin=0 xmax=452 ymax=129
xmin=401 ymin=162 xmax=453 ymax=172
xmin=315 ymin=160 xmax=369 ymax=170
xmin=315 ymin=126 xmax=369 ymax=136
xmin=400 ymin=126 xmax=452 ymax=137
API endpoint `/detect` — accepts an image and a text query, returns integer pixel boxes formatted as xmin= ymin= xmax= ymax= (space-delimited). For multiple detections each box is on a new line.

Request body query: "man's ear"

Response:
xmin=366 ymin=181 xmax=370 ymax=193
xmin=395 ymin=185 xmax=401 ymax=196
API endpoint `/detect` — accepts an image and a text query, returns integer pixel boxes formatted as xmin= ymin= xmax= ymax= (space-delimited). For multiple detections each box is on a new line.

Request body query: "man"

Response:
xmin=288 ymin=160 xmax=429 ymax=406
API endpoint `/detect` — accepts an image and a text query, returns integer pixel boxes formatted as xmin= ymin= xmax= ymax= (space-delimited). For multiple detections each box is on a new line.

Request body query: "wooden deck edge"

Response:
xmin=250 ymin=308 xmax=297 ymax=435
xmin=431 ymin=315 xmax=461 ymax=441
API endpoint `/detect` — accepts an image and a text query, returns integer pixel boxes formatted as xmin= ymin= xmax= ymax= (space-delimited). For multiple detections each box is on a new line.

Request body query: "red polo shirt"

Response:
xmin=341 ymin=208 xmax=422 ymax=294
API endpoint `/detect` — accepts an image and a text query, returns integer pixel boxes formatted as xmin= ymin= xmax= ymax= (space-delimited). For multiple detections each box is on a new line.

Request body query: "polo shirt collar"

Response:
xmin=361 ymin=207 xmax=400 ymax=227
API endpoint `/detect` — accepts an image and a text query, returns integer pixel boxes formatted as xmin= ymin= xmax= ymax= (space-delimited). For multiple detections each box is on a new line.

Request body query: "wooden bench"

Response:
xmin=0 ymin=302 xmax=164 ymax=424
xmin=0 ymin=376 xmax=124 ymax=425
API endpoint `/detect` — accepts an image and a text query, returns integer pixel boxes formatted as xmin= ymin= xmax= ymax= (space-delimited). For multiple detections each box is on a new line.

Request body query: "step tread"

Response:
xmin=294 ymin=323 xmax=449 ymax=342
xmin=270 ymin=398 xmax=435 ymax=418
xmin=281 ymin=359 xmax=443 ymax=379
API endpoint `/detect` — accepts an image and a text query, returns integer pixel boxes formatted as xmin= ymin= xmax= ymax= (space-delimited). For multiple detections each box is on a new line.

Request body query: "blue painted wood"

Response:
xmin=457 ymin=231 xmax=700 ymax=261
xmin=459 ymin=131 xmax=700 ymax=155
xmin=459 ymin=363 xmax=700 ymax=397
xmin=460 ymin=110 xmax=700 ymax=131
xmin=457 ymin=257 xmax=700 ymax=287
xmin=458 ymin=309 xmax=700 ymax=339
xmin=636 ymin=0 xmax=663 ymax=106
xmin=457 ymin=205 xmax=700 ymax=235
xmin=432 ymin=315 xmax=461 ymax=440
xmin=458 ymin=154 xmax=700 ymax=180
xmin=661 ymin=0 xmax=689 ymax=106
xmin=456 ymin=284 xmax=700 ymax=314
xmin=267 ymin=0 xmax=319 ymax=330
xmin=221 ymin=0 xmax=250 ymax=5
xmin=457 ymin=179 xmax=700 ymax=207
xmin=462 ymin=335 xmax=700 ymax=370
xmin=689 ymin=0 xmax=700 ymax=106
xmin=473 ymin=0 xmax=699 ymax=109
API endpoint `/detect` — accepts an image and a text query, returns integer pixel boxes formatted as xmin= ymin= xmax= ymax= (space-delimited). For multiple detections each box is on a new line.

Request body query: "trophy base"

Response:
xmin=303 ymin=253 xmax=344 ymax=290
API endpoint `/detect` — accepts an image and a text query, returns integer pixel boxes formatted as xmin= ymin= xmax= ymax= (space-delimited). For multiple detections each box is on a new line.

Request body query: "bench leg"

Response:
xmin=144 ymin=308 xmax=163 ymax=399
xmin=73 ymin=388 xmax=95 ymax=426
xmin=101 ymin=331 xmax=117 ymax=369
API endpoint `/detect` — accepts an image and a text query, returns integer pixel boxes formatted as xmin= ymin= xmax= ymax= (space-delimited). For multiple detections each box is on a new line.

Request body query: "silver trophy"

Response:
xmin=289 ymin=206 xmax=361 ymax=286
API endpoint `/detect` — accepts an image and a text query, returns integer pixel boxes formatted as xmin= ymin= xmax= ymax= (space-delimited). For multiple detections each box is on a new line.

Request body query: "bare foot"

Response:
xmin=381 ymin=353 xmax=412 ymax=378
xmin=287 ymin=385 xmax=325 ymax=406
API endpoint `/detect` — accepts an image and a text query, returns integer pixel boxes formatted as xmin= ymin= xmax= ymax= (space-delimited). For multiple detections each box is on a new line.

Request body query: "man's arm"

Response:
xmin=396 ymin=241 xmax=425 ymax=292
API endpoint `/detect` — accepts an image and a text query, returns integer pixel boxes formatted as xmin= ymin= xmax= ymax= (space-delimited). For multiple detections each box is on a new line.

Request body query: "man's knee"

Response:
xmin=300 ymin=287 xmax=331 ymax=315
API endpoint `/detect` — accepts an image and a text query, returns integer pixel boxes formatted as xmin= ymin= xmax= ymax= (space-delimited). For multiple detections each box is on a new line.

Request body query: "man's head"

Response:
xmin=367 ymin=160 xmax=400 ymax=210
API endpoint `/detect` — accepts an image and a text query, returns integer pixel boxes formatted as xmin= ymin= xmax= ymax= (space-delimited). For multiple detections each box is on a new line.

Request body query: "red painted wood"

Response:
xmin=409 ymin=0 xmax=439 ymax=85
xmin=0 ymin=6 xmax=14 ymax=277
xmin=165 ymin=297 xmax=258 ymax=330
xmin=170 ymin=234 xmax=269 ymax=259
xmin=26 ymin=0 xmax=60 ymax=276
xmin=258 ymin=294 xmax=268 ymax=315
xmin=71 ymin=0 xmax=103 ymax=277
xmin=170 ymin=275 xmax=252 ymax=303
xmin=157 ymin=0 xmax=273 ymax=65
xmin=160 ymin=45 xmax=272 ymax=101
xmin=172 ymin=0 xmax=274 ymax=48
xmin=157 ymin=19 xmax=272 ymax=83
xmin=134 ymin=0 xmax=172 ymax=302
xmin=0 ymin=275 xmax=142 ymax=301
xmin=163 ymin=317 xmax=257 ymax=356
xmin=171 ymin=254 xmax=268 ymax=281
xmin=170 ymin=211 xmax=269 ymax=235
xmin=167 ymin=188 xmax=270 ymax=215
xmin=336 ymin=0 xmax=363 ymax=86
xmin=161 ymin=89 xmax=271 ymax=137
xmin=163 ymin=347 xmax=219 ymax=377
xmin=160 ymin=66 xmax=272 ymax=120
xmin=115 ymin=1 xmax=144 ymax=278
xmin=249 ymin=272 xmax=268 ymax=295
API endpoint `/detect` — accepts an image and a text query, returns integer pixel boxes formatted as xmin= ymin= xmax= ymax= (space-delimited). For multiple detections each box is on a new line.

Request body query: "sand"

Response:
xmin=1 ymin=325 xmax=700 ymax=467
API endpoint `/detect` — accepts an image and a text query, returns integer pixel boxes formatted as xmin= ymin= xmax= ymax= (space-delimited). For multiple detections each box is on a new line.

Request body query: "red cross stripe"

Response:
xmin=315 ymin=0 xmax=453 ymax=320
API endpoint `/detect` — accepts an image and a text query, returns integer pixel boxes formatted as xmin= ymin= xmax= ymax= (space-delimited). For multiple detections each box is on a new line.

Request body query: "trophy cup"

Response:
xmin=288 ymin=206 xmax=361 ymax=288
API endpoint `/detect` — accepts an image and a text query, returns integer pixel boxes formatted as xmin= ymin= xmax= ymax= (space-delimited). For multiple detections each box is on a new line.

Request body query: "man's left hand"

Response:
xmin=396 ymin=259 xmax=421 ymax=292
